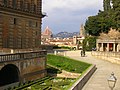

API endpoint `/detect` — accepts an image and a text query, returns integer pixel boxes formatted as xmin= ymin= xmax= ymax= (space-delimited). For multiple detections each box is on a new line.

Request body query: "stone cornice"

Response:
xmin=0 ymin=5 xmax=43 ymax=18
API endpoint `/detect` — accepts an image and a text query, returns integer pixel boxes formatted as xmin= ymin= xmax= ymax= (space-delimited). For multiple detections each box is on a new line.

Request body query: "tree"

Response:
xmin=103 ymin=0 xmax=111 ymax=11
xmin=85 ymin=16 xmax=100 ymax=36
xmin=82 ymin=36 xmax=97 ymax=51
xmin=112 ymin=0 xmax=120 ymax=29
xmin=84 ymin=0 xmax=120 ymax=36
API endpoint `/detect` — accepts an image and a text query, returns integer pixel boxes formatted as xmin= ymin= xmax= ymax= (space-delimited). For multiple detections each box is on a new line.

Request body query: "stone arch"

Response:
xmin=0 ymin=64 xmax=20 ymax=86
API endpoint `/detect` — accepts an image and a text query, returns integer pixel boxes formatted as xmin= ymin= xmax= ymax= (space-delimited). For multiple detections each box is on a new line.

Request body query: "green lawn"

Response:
xmin=47 ymin=54 xmax=91 ymax=73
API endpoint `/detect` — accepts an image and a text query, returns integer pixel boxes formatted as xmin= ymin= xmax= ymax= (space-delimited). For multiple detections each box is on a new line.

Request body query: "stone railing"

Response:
xmin=0 ymin=50 xmax=47 ymax=63
xmin=91 ymin=51 xmax=120 ymax=64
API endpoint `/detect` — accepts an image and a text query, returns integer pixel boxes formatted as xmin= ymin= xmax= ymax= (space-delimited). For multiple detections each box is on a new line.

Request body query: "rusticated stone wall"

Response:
xmin=20 ymin=57 xmax=47 ymax=81
xmin=0 ymin=0 xmax=42 ymax=49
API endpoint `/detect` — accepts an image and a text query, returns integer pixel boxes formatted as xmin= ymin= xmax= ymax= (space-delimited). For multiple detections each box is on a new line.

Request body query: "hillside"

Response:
xmin=53 ymin=31 xmax=79 ymax=38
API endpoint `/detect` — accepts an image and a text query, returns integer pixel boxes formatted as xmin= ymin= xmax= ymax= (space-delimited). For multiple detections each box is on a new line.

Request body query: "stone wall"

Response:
xmin=0 ymin=0 xmax=42 ymax=49
xmin=20 ymin=57 xmax=47 ymax=81
xmin=0 ymin=51 xmax=47 ymax=84
xmin=92 ymin=51 xmax=120 ymax=64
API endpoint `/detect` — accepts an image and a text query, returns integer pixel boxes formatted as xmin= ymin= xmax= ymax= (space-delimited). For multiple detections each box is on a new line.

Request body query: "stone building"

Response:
xmin=80 ymin=24 xmax=85 ymax=37
xmin=72 ymin=24 xmax=85 ymax=49
xmin=0 ymin=0 xmax=44 ymax=49
xmin=96 ymin=28 xmax=120 ymax=52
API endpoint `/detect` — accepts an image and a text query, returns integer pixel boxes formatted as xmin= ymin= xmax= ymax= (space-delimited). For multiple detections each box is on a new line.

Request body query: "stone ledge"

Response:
xmin=69 ymin=65 xmax=97 ymax=90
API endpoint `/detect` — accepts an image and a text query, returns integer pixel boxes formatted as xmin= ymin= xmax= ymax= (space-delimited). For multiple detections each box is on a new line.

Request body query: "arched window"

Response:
xmin=12 ymin=0 xmax=16 ymax=8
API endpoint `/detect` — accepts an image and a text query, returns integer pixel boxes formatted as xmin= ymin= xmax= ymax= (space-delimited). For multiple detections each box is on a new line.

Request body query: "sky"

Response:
xmin=42 ymin=0 xmax=103 ymax=34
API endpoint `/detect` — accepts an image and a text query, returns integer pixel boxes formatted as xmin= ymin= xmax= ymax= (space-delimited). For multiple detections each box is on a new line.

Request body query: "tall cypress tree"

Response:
xmin=103 ymin=0 xmax=111 ymax=11
xmin=112 ymin=0 xmax=120 ymax=29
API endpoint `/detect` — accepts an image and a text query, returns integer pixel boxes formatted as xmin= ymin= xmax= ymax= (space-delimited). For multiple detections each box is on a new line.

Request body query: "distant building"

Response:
xmin=72 ymin=24 xmax=85 ymax=49
xmin=0 ymin=0 xmax=43 ymax=49
xmin=42 ymin=26 xmax=53 ymax=39
xmin=80 ymin=24 xmax=85 ymax=37
xmin=41 ymin=24 xmax=86 ymax=50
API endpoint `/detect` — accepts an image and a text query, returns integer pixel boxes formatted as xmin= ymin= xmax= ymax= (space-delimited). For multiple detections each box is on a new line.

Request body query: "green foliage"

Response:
xmin=85 ymin=0 xmax=120 ymax=36
xmin=103 ymin=0 xmax=111 ymax=11
xmin=112 ymin=0 xmax=120 ymax=29
xmin=32 ymin=77 xmax=76 ymax=90
xmin=47 ymin=54 xmax=91 ymax=73
xmin=83 ymin=36 xmax=97 ymax=51
xmin=14 ymin=76 xmax=76 ymax=90
xmin=85 ymin=16 xmax=100 ymax=36
xmin=53 ymin=46 xmax=71 ymax=50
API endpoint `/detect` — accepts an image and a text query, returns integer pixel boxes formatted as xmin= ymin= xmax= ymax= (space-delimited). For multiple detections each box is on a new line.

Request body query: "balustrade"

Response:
xmin=0 ymin=50 xmax=47 ymax=62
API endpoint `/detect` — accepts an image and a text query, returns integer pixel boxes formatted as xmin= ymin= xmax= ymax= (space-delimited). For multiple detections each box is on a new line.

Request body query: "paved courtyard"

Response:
xmin=66 ymin=51 xmax=120 ymax=90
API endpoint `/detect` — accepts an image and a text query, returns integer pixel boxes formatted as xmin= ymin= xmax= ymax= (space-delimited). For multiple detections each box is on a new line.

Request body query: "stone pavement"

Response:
xmin=65 ymin=51 xmax=120 ymax=90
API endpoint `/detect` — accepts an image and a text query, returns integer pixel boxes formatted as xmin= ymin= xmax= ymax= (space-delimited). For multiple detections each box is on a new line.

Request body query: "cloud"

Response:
xmin=42 ymin=0 xmax=103 ymax=34
xmin=42 ymin=0 xmax=103 ymax=12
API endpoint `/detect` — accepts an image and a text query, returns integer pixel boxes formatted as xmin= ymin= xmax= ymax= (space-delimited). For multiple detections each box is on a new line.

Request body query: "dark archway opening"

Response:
xmin=0 ymin=64 xmax=20 ymax=86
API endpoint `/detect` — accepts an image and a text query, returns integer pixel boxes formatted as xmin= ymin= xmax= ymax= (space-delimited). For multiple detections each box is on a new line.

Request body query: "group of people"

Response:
xmin=80 ymin=50 xmax=85 ymax=57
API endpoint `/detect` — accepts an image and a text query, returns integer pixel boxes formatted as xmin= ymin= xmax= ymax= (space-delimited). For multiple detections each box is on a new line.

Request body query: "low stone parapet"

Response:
xmin=92 ymin=51 xmax=120 ymax=64
xmin=69 ymin=65 xmax=97 ymax=90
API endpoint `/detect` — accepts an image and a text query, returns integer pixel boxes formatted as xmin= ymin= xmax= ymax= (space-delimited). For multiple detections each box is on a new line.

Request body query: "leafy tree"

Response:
xmin=82 ymin=36 xmax=97 ymax=51
xmin=85 ymin=16 xmax=100 ymax=36
xmin=84 ymin=0 xmax=120 ymax=36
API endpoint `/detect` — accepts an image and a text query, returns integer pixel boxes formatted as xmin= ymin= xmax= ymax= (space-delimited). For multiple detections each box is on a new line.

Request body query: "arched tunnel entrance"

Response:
xmin=0 ymin=64 xmax=20 ymax=86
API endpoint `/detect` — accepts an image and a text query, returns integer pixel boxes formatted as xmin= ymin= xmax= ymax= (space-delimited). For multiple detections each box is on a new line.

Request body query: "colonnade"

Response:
xmin=96 ymin=39 xmax=120 ymax=52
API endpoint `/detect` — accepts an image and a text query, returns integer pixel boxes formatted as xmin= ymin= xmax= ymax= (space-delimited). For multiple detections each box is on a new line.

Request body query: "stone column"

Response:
xmin=113 ymin=43 xmax=116 ymax=52
xmin=100 ymin=43 xmax=103 ymax=51
xmin=96 ymin=43 xmax=98 ymax=51
xmin=117 ymin=44 xmax=119 ymax=52
xmin=107 ymin=43 xmax=109 ymax=51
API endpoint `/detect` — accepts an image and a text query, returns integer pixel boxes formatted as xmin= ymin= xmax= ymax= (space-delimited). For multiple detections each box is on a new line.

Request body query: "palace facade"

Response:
xmin=0 ymin=0 xmax=44 ymax=49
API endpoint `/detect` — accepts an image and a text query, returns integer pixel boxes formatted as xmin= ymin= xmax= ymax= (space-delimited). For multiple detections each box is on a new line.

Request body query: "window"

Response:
xmin=14 ymin=18 xmax=17 ymax=25
xmin=36 ymin=22 xmax=38 ymax=27
xmin=12 ymin=0 xmax=16 ymax=8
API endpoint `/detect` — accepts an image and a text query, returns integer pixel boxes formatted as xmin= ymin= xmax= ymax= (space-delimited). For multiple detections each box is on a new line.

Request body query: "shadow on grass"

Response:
xmin=47 ymin=65 xmax=62 ymax=77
